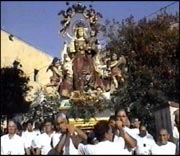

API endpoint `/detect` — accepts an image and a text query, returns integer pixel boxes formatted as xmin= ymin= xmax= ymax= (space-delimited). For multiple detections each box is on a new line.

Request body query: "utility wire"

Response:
xmin=145 ymin=1 xmax=178 ymax=18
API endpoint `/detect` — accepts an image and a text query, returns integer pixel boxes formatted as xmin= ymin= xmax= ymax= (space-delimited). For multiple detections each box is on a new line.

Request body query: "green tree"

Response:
xmin=101 ymin=12 xmax=179 ymax=135
xmin=23 ymin=90 xmax=61 ymax=121
xmin=0 ymin=66 xmax=31 ymax=118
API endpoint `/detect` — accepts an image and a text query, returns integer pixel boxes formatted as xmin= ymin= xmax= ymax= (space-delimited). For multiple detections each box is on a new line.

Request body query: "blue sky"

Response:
xmin=1 ymin=1 xmax=179 ymax=58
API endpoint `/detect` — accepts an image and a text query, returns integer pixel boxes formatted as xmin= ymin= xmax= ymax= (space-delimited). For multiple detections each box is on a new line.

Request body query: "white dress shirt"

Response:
xmin=36 ymin=132 xmax=55 ymax=155
xmin=31 ymin=130 xmax=41 ymax=149
xmin=135 ymin=134 xmax=156 ymax=155
xmin=51 ymin=132 xmax=78 ymax=155
xmin=78 ymin=140 xmax=128 ymax=155
xmin=22 ymin=130 xmax=36 ymax=149
xmin=151 ymin=141 xmax=176 ymax=155
xmin=1 ymin=134 xmax=25 ymax=155
xmin=114 ymin=127 xmax=137 ymax=155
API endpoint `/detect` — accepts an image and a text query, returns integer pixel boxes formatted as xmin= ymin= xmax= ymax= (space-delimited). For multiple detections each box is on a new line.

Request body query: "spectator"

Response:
xmin=31 ymin=121 xmax=41 ymax=155
xmin=108 ymin=115 xmax=116 ymax=136
xmin=22 ymin=119 xmax=36 ymax=155
xmin=36 ymin=118 xmax=55 ymax=155
xmin=1 ymin=119 xmax=25 ymax=155
xmin=16 ymin=122 xmax=23 ymax=136
xmin=151 ymin=128 xmax=176 ymax=155
xmin=130 ymin=118 xmax=141 ymax=135
xmin=135 ymin=124 xmax=156 ymax=155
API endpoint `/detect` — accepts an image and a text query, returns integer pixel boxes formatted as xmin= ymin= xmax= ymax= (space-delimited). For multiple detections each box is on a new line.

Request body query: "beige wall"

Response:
xmin=1 ymin=29 xmax=54 ymax=100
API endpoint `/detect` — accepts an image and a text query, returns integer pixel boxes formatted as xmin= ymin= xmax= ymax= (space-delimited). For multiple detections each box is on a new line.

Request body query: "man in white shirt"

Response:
xmin=53 ymin=112 xmax=87 ymax=155
xmin=151 ymin=128 xmax=176 ymax=155
xmin=1 ymin=119 xmax=25 ymax=155
xmin=31 ymin=121 xmax=41 ymax=155
xmin=36 ymin=118 xmax=55 ymax=155
xmin=130 ymin=117 xmax=141 ymax=135
xmin=21 ymin=119 xmax=36 ymax=155
xmin=108 ymin=115 xmax=116 ymax=136
xmin=78 ymin=120 xmax=128 ymax=155
xmin=114 ymin=108 xmax=137 ymax=154
xmin=135 ymin=124 xmax=156 ymax=155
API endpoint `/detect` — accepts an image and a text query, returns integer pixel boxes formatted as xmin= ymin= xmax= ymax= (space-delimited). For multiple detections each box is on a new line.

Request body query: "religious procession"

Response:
xmin=1 ymin=1 xmax=179 ymax=155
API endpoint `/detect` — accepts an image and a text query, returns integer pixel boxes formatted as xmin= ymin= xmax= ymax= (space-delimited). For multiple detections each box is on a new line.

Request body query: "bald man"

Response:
xmin=52 ymin=112 xmax=87 ymax=155
xmin=1 ymin=120 xmax=25 ymax=155
xmin=151 ymin=128 xmax=176 ymax=155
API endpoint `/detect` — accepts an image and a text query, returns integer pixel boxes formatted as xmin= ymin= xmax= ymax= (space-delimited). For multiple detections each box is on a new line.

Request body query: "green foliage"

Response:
xmin=101 ymin=11 xmax=179 ymax=135
xmin=23 ymin=90 xmax=61 ymax=121
xmin=0 ymin=67 xmax=31 ymax=117
xmin=68 ymin=98 xmax=114 ymax=121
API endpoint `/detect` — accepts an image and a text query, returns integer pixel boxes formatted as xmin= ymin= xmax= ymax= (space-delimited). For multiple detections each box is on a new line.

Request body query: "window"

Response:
xmin=34 ymin=69 xmax=39 ymax=82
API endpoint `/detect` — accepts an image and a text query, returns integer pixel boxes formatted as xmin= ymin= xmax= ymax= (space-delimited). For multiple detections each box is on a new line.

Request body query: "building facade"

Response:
xmin=1 ymin=29 xmax=54 ymax=101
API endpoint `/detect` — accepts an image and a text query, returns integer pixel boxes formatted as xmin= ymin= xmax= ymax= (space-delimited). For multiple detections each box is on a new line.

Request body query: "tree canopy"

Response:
xmin=101 ymin=11 xmax=179 ymax=134
xmin=0 ymin=66 xmax=31 ymax=118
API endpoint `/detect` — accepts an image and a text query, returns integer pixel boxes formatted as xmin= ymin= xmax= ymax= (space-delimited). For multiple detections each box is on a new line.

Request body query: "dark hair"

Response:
xmin=43 ymin=118 xmax=53 ymax=125
xmin=130 ymin=117 xmax=140 ymax=123
xmin=87 ymin=131 xmax=97 ymax=144
xmin=139 ymin=124 xmax=147 ymax=129
xmin=174 ymin=109 xmax=179 ymax=124
xmin=34 ymin=121 xmax=41 ymax=130
xmin=52 ymin=57 xmax=60 ymax=65
xmin=26 ymin=119 xmax=33 ymax=125
xmin=16 ymin=122 xmax=23 ymax=131
xmin=108 ymin=115 xmax=116 ymax=122
xmin=94 ymin=120 xmax=110 ymax=142
xmin=22 ymin=122 xmax=27 ymax=130
xmin=46 ymin=57 xmax=60 ymax=72
xmin=115 ymin=108 xmax=127 ymax=117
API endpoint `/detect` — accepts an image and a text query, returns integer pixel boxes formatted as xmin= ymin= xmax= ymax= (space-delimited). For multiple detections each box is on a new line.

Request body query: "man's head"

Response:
xmin=158 ymin=128 xmax=170 ymax=145
xmin=55 ymin=113 xmax=69 ymax=133
xmin=130 ymin=118 xmax=141 ymax=128
xmin=16 ymin=122 xmax=23 ymax=136
xmin=43 ymin=118 xmax=54 ymax=134
xmin=94 ymin=120 xmax=114 ymax=142
xmin=174 ymin=109 xmax=179 ymax=132
xmin=115 ymin=108 xmax=128 ymax=127
xmin=139 ymin=125 xmax=147 ymax=137
xmin=108 ymin=115 xmax=116 ymax=130
xmin=26 ymin=120 xmax=33 ymax=132
xmin=7 ymin=120 xmax=17 ymax=135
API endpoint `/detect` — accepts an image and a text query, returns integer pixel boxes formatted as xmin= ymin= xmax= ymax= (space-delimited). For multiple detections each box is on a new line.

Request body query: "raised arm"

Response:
xmin=54 ymin=133 xmax=68 ymax=154
xmin=116 ymin=120 xmax=137 ymax=148
xmin=67 ymin=124 xmax=87 ymax=149
xmin=74 ymin=126 xmax=87 ymax=141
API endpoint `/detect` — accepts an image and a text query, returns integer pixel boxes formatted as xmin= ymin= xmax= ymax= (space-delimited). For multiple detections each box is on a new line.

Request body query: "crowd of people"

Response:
xmin=1 ymin=108 xmax=179 ymax=155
